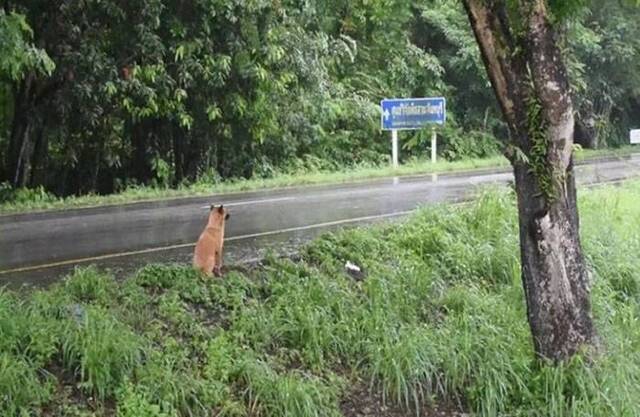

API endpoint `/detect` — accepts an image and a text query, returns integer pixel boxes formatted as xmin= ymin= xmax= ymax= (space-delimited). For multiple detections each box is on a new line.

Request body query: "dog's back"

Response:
xmin=193 ymin=205 xmax=229 ymax=276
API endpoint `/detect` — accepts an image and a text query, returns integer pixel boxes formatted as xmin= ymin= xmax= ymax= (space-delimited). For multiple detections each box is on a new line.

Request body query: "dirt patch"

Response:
xmin=340 ymin=381 xmax=468 ymax=417
xmin=42 ymin=360 xmax=116 ymax=417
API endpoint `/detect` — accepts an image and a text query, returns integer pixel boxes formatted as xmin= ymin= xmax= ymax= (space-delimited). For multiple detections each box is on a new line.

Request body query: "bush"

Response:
xmin=0 ymin=182 xmax=58 ymax=206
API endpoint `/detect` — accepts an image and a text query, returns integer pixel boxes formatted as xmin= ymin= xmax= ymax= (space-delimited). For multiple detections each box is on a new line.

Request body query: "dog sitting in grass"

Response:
xmin=193 ymin=204 xmax=229 ymax=277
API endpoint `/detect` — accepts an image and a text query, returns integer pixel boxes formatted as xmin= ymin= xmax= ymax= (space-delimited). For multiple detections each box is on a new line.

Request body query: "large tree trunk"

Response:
xmin=463 ymin=0 xmax=596 ymax=361
xmin=514 ymin=161 xmax=596 ymax=360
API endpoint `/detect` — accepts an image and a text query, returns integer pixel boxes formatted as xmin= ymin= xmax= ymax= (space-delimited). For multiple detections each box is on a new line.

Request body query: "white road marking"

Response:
xmin=200 ymin=196 xmax=296 ymax=209
xmin=0 ymin=176 xmax=632 ymax=276
xmin=0 ymin=210 xmax=415 ymax=275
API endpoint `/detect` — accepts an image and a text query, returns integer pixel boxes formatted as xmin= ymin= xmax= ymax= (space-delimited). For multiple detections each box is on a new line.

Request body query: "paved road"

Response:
xmin=1 ymin=155 xmax=639 ymax=287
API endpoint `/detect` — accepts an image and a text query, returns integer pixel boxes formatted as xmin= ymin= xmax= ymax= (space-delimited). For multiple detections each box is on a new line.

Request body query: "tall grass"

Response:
xmin=2 ymin=180 xmax=640 ymax=416
xmin=0 ymin=352 xmax=53 ymax=416
xmin=60 ymin=306 xmax=143 ymax=400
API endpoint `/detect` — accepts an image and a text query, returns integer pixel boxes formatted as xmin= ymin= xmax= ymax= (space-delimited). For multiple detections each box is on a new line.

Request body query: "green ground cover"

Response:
xmin=1 ymin=180 xmax=640 ymax=416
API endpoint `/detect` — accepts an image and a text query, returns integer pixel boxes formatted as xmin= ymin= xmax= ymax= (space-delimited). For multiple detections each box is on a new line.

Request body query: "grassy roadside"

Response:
xmin=2 ymin=180 xmax=640 ymax=417
xmin=1 ymin=146 xmax=637 ymax=215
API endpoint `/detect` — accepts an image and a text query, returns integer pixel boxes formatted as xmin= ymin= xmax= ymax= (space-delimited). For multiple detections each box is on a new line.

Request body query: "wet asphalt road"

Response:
xmin=1 ymin=155 xmax=639 ymax=287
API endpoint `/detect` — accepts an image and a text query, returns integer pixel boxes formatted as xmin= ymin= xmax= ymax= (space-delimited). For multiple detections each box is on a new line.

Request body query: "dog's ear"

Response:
xmin=225 ymin=213 xmax=230 ymax=220
xmin=217 ymin=205 xmax=224 ymax=214
xmin=209 ymin=204 xmax=215 ymax=211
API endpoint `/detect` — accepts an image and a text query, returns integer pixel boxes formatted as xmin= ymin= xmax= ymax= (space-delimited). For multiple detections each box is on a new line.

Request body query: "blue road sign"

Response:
xmin=381 ymin=97 xmax=446 ymax=130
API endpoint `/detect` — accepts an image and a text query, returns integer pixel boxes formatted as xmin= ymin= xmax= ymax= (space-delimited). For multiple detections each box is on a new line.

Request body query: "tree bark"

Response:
xmin=130 ymin=120 xmax=153 ymax=184
xmin=172 ymin=124 xmax=184 ymax=186
xmin=5 ymin=68 xmax=63 ymax=188
xmin=513 ymin=161 xmax=596 ymax=361
xmin=29 ymin=120 xmax=48 ymax=188
xmin=463 ymin=0 xmax=596 ymax=362
xmin=7 ymin=76 xmax=38 ymax=188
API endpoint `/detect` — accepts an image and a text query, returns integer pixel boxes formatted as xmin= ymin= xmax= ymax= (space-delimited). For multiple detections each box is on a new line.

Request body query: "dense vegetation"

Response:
xmin=1 ymin=0 xmax=639 ymax=199
xmin=1 ymin=181 xmax=640 ymax=416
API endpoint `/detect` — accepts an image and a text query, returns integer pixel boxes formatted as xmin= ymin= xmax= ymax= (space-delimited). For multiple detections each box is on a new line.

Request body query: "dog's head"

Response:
xmin=207 ymin=204 xmax=230 ymax=226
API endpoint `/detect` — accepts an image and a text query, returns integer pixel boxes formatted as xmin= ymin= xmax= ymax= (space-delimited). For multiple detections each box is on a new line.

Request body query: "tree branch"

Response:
xmin=461 ymin=0 xmax=527 ymax=143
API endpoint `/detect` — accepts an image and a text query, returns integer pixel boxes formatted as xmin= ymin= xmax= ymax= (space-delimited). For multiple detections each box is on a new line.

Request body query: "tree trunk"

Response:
xmin=29 ymin=120 xmax=48 ymax=188
xmin=463 ymin=0 xmax=597 ymax=361
xmin=6 ymin=76 xmax=37 ymax=187
xmin=514 ymin=161 xmax=596 ymax=361
xmin=5 ymin=71 xmax=62 ymax=188
xmin=172 ymin=124 xmax=184 ymax=186
xmin=130 ymin=120 xmax=153 ymax=184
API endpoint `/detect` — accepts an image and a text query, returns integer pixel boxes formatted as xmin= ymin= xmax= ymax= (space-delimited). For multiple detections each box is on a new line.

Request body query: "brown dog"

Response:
xmin=193 ymin=205 xmax=229 ymax=277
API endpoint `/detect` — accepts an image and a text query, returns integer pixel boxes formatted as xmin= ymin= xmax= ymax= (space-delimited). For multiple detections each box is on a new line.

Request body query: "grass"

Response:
xmin=1 ymin=180 xmax=640 ymax=416
xmin=0 ymin=145 xmax=636 ymax=215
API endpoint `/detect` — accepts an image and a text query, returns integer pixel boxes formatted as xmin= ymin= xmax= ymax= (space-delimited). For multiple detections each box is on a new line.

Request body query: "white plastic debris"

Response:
xmin=345 ymin=261 xmax=365 ymax=281
xmin=345 ymin=261 xmax=361 ymax=273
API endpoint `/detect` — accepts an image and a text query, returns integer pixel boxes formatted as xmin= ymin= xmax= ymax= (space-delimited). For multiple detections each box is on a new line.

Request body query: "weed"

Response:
xmin=0 ymin=290 xmax=60 ymax=367
xmin=116 ymin=381 xmax=173 ymax=417
xmin=0 ymin=352 xmax=53 ymax=417
xmin=239 ymin=357 xmax=342 ymax=417
xmin=63 ymin=266 xmax=117 ymax=306
xmin=60 ymin=306 xmax=143 ymax=400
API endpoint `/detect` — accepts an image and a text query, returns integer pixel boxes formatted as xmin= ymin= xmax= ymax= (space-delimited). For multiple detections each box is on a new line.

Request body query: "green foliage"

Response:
xmin=133 ymin=343 xmax=218 ymax=416
xmin=395 ymin=189 xmax=519 ymax=284
xmin=63 ymin=266 xmax=117 ymax=305
xmin=580 ymin=181 xmax=640 ymax=302
xmin=548 ymin=0 xmax=590 ymax=22
xmin=525 ymin=87 xmax=556 ymax=201
xmin=0 ymin=0 xmax=638 ymax=202
xmin=566 ymin=1 xmax=640 ymax=147
xmin=117 ymin=382 xmax=173 ymax=417
xmin=0 ymin=290 xmax=61 ymax=367
xmin=134 ymin=263 xmax=199 ymax=290
xmin=0 ymin=352 xmax=53 ymax=417
xmin=60 ymin=305 xmax=144 ymax=400
xmin=423 ymin=126 xmax=501 ymax=160
xmin=0 ymin=182 xmax=57 ymax=206
xmin=0 ymin=0 xmax=499 ymax=199
xmin=0 ymin=10 xmax=54 ymax=80
xmin=240 ymin=360 xmax=342 ymax=417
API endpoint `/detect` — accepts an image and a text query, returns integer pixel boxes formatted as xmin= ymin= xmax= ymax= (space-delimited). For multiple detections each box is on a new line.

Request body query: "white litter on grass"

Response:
xmin=345 ymin=261 xmax=366 ymax=281
xmin=345 ymin=261 xmax=361 ymax=273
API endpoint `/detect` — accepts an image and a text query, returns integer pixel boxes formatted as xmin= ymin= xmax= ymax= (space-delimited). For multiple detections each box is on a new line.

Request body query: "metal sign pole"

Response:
xmin=392 ymin=129 xmax=399 ymax=169
xmin=431 ymin=127 xmax=437 ymax=164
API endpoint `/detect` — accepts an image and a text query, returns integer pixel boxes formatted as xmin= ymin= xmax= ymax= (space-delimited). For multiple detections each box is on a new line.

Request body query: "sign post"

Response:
xmin=431 ymin=127 xmax=437 ymax=164
xmin=381 ymin=97 xmax=446 ymax=167
xmin=391 ymin=129 xmax=399 ymax=169
xmin=631 ymin=129 xmax=640 ymax=144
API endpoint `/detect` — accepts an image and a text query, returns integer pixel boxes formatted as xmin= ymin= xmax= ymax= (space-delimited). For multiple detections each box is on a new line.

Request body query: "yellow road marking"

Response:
xmin=0 ymin=176 xmax=632 ymax=276
xmin=0 ymin=210 xmax=415 ymax=275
